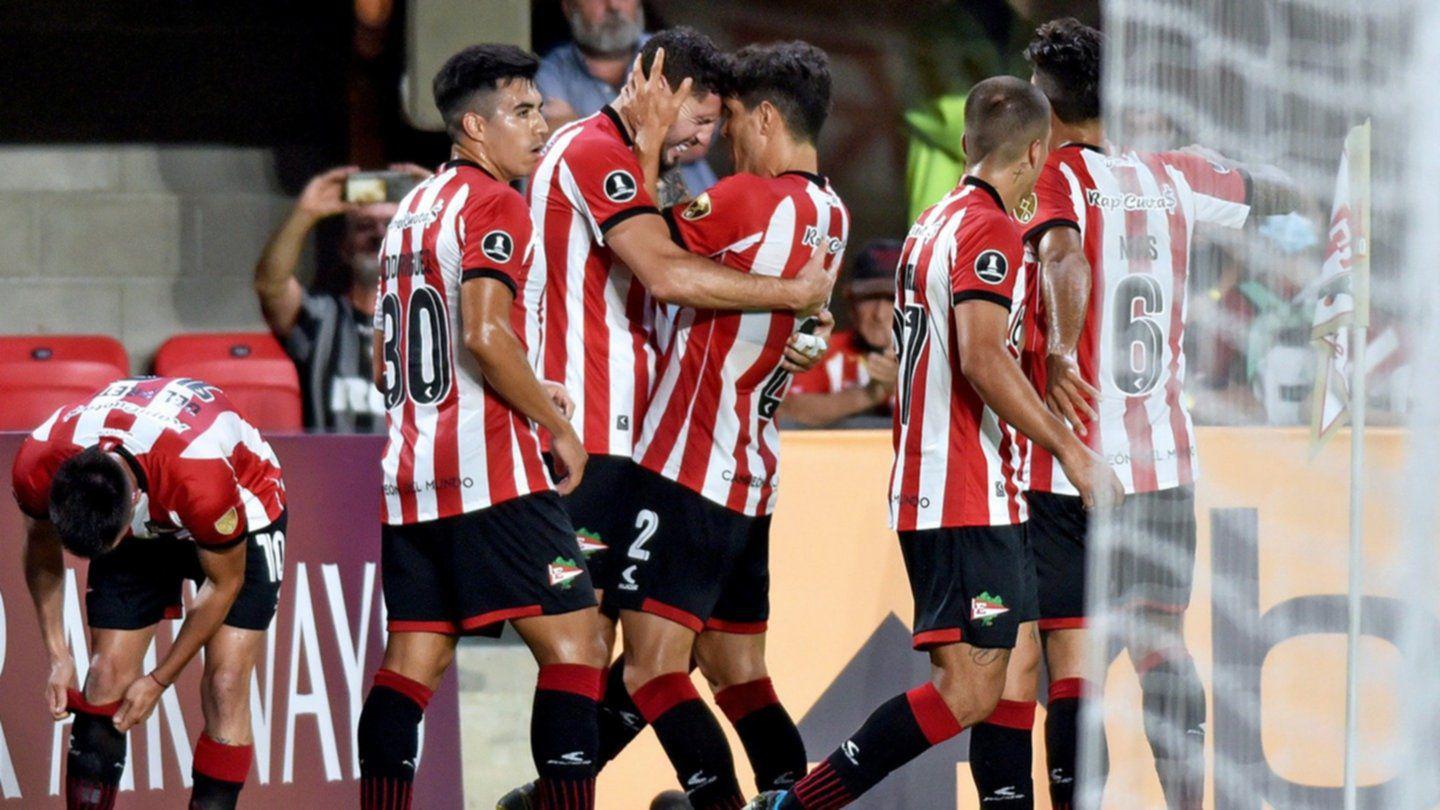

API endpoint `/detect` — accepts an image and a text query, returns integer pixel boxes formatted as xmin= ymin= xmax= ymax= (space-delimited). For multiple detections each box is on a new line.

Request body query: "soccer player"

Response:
xmin=13 ymin=376 xmax=287 ymax=810
xmin=748 ymin=76 xmax=1123 ymax=810
xmin=572 ymin=41 xmax=848 ymax=807
xmin=1021 ymin=18 xmax=1298 ymax=809
xmin=526 ymin=26 xmax=833 ymax=638
xmin=357 ymin=45 xmax=608 ymax=810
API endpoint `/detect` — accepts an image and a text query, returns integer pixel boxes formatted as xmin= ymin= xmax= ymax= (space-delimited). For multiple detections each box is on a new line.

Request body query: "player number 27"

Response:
xmin=380 ymin=286 xmax=454 ymax=409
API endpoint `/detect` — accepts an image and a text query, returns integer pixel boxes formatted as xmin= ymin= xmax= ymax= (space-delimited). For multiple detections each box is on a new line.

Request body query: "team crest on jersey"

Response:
xmin=974 ymin=249 xmax=1009 ymax=285
xmin=681 ymin=192 xmax=712 ymax=221
xmin=1014 ymin=192 xmax=1037 ymax=224
xmin=481 ymin=230 xmax=514 ymax=263
xmin=214 ymin=507 xmax=239 ymax=537
xmin=603 ymin=170 xmax=638 ymax=203
xmin=548 ymin=557 xmax=584 ymax=589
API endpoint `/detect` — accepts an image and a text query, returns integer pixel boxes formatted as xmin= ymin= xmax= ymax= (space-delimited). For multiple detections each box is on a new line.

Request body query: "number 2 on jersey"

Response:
xmin=380 ymin=283 xmax=453 ymax=408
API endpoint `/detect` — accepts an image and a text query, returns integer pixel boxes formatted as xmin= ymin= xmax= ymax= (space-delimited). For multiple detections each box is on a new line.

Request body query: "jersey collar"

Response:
xmin=962 ymin=175 xmax=1005 ymax=210
xmin=601 ymin=105 xmax=635 ymax=148
xmin=1060 ymin=141 xmax=1106 ymax=154
xmin=780 ymin=169 xmax=828 ymax=187
xmin=441 ymin=158 xmax=498 ymax=181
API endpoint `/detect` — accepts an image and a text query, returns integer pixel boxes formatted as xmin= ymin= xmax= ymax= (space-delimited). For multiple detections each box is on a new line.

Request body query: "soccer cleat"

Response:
xmin=742 ymin=791 xmax=793 ymax=810
xmin=495 ymin=781 xmax=535 ymax=810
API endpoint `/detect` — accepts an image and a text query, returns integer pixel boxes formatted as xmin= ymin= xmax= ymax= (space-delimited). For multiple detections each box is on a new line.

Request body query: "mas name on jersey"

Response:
xmin=802 ymin=225 xmax=844 ymax=254
xmin=1085 ymin=186 xmax=1178 ymax=213
xmin=382 ymin=250 xmax=430 ymax=280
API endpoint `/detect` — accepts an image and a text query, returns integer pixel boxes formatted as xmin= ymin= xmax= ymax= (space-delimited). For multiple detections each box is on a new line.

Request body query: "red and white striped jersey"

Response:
xmin=635 ymin=171 xmax=850 ymax=516
xmin=889 ymin=177 xmax=1029 ymax=531
xmin=788 ymin=330 xmax=896 ymax=415
xmin=1021 ymin=143 xmax=1251 ymax=495
xmin=375 ymin=159 xmax=552 ymax=525
xmin=12 ymin=377 xmax=286 ymax=546
xmin=528 ymin=106 xmax=662 ymax=458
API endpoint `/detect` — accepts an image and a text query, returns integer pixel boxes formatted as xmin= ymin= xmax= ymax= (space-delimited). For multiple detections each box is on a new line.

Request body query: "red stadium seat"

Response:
xmin=0 ymin=335 xmax=130 ymax=430
xmin=154 ymin=332 xmax=303 ymax=432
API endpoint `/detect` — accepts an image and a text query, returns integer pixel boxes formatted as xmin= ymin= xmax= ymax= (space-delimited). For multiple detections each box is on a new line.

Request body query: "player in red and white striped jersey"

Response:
xmin=769 ymin=77 xmax=1121 ymax=810
xmin=13 ymin=376 xmax=287 ymax=809
xmin=525 ymin=30 xmax=834 ymax=639
xmin=359 ymin=45 xmax=609 ymax=810
xmin=1019 ymin=19 xmax=1299 ymax=809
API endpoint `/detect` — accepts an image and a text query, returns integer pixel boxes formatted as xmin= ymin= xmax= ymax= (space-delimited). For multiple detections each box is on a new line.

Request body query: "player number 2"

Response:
xmin=630 ymin=510 xmax=659 ymax=561
xmin=1110 ymin=275 xmax=1166 ymax=396
xmin=380 ymin=285 xmax=454 ymax=408
xmin=254 ymin=530 xmax=286 ymax=584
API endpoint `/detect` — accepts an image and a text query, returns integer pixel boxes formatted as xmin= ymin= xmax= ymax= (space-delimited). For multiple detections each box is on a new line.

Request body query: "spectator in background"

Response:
xmin=782 ymin=240 xmax=900 ymax=427
xmin=536 ymin=0 xmax=716 ymax=204
xmin=252 ymin=163 xmax=427 ymax=432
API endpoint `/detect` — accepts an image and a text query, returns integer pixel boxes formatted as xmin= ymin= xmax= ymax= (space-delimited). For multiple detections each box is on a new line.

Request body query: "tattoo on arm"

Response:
xmin=969 ymin=646 xmax=1008 ymax=667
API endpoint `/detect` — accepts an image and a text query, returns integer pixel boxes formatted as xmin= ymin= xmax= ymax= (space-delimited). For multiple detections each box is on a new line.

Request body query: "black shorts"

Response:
xmin=898 ymin=522 xmax=1036 ymax=650
xmin=603 ymin=467 xmax=771 ymax=634
xmin=1029 ymin=486 xmax=1198 ymax=628
xmin=381 ymin=491 xmax=597 ymax=637
xmin=86 ymin=513 xmax=287 ymax=632
xmin=549 ymin=453 xmax=639 ymax=597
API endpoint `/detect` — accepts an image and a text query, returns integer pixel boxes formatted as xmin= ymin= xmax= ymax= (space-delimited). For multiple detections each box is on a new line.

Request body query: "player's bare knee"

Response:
xmin=203 ymin=663 xmax=251 ymax=711
xmin=696 ymin=641 xmax=767 ymax=692
xmin=84 ymin=653 xmax=138 ymax=702
xmin=931 ymin=648 xmax=1008 ymax=726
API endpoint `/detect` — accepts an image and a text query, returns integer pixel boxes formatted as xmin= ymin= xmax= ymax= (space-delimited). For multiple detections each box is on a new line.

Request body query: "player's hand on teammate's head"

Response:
xmin=46 ymin=654 xmax=76 ymax=720
xmin=541 ymin=380 xmax=576 ymax=420
xmin=548 ymin=429 xmax=588 ymax=496
xmin=296 ymin=165 xmax=360 ymax=222
xmin=625 ymin=47 xmax=693 ymax=156
xmin=1044 ymin=353 xmax=1100 ymax=437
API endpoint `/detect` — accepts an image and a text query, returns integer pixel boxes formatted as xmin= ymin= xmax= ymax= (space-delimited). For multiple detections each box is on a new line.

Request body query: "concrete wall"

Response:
xmin=0 ymin=145 xmax=294 ymax=371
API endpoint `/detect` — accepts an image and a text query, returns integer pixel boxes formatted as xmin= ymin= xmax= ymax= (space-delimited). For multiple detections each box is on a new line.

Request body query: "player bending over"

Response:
xmin=357 ymin=45 xmax=608 ymax=810
xmin=747 ymin=76 xmax=1123 ymax=810
xmin=1019 ymin=18 xmax=1299 ymax=809
xmin=15 ymin=377 xmax=288 ymax=810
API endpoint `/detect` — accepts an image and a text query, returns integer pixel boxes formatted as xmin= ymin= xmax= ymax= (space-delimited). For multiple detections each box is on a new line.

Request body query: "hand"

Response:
xmin=541 ymin=380 xmax=575 ymax=420
xmin=624 ymin=48 xmax=692 ymax=164
xmin=388 ymin=162 xmax=433 ymax=182
xmin=295 ymin=166 xmax=359 ymax=223
xmin=792 ymin=246 xmax=839 ymax=317
xmin=46 ymin=654 xmax=76 ymax=720
xmin=779 ymin=309 xmax=835 ymax=373
xmin=1059 ymin=445 xmax=1125 ymax=512
xmin=548 ymin=429 xmax=589 ymax=497
xmin=864 ymin=350 xmax=899 ymax=394
xmin=113 ymin=674 xmax=165 ymax=733
xmin=1045 ymin=353 xmax=1099 ymax=436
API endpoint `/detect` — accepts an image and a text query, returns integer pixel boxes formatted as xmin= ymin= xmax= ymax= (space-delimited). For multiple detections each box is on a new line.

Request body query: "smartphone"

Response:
xmin=344 ymin=170 xmax=421 ymax=204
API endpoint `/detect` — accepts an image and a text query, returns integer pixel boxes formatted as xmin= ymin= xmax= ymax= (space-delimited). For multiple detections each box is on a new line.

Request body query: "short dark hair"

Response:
xmin=1025 ymin=17 xmax=1103 ymax=124
xmin=730 ymin=41 xmax=832 ymax=143
xmin=433 ymin=44 xmax=540 ymax=139
xmin=49 ymin=447 xmax=130 ymax=559
xmin=639 ymin=27 xmax=731 ymax=98
xmin=963 ymin=76 xmax=1051 ymax=163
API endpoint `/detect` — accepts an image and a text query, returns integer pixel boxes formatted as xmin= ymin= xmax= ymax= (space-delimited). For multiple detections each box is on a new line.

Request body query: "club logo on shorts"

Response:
xmin=681 ymin=192 xmax=712 ymax=221
xmin=548 ymin=557 xmax=583 ymax=589
xmin=481 ymin=230 xmax=514 ymax=263
xmin=213 ymin=507 xmax=239 ymax=537
xmin=603 ymin=170 xmax=638 ymax=203
xmin=974 ymin=250 xmax=1009 ymax=285
xmin=575 ymin=528 xmax=608 ymax=557
xmin=970 ymin=591 xmax=1009 ymax=626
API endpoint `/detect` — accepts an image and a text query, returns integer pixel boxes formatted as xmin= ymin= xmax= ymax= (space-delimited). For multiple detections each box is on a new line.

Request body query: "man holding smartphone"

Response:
xmin=251 ymin=162 xmax=428 ymax=433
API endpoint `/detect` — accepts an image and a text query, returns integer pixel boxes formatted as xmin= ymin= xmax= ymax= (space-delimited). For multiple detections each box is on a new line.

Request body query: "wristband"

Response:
xmin=147 ymin=672 xmax=170 ymax=690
